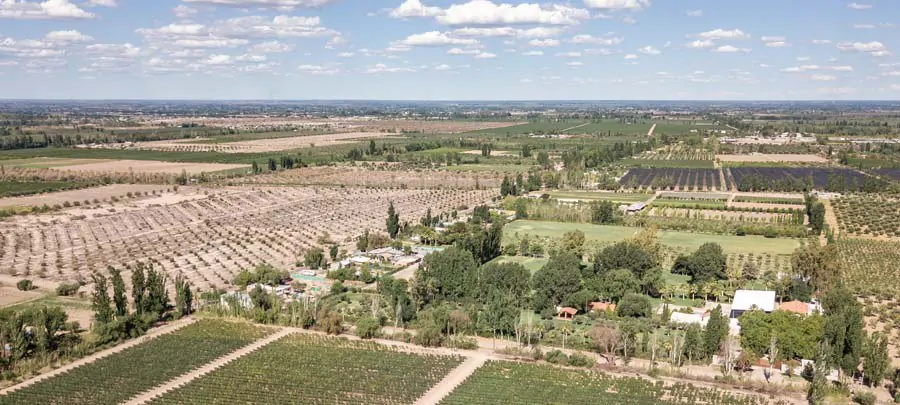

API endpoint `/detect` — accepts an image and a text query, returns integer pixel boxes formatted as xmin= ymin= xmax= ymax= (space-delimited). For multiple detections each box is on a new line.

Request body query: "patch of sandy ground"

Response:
xmin=55 ymin=160 xmax=249 ymax=174
xmin=716 ymin=154 xmax=827 ymax=163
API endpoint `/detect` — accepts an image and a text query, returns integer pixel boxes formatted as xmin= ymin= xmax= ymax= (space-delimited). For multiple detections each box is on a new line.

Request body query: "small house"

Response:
xmin=730 ymin=290 xmax=776 ymax=319
xmin=556 ymin=307 xmax=578 ymax=320
xmin=626 ymin=202 xmax=647 ymax=213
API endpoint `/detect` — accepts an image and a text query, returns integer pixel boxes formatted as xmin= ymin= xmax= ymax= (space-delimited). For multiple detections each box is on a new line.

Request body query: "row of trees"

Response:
xmin=91 ymin=264 xmax=193 ymax=344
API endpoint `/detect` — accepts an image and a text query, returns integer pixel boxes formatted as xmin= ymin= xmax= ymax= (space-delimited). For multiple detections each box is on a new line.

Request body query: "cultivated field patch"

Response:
xmin=53 ymin=159 xmax=249 ymax=175
xmin=0 ymin=186 xmax=495 ymax=291
xmin=104 ymin=132 xmax=392 ymax=153
xmin=0 ymin=157 xmax=113 ymax=169
xmin=149 ymin=333 xmax=463 ymax=405
xmin=237 ymin=166 xmax=504 ymax=189
xmin=0 ymin=184 xmax=169 ymax=209
xmin=440 ymin=361 xmax=783 ymax=405
xmin=0 ymin=319 xmax=274 ymax=405
xmin=504 ymin=220 xmax=800 ymax=255
xmin=716 ymin=154 xmax=827 ymax=163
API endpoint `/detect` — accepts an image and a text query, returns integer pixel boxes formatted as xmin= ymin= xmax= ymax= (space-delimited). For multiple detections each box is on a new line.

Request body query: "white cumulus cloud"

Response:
xmin=583 ymin=0 xmax=649 ymax=10
xmin=436 ymin=1 xmax=590 ymax=26
xmin=696 ymin=29 xmax=750 ymax=40
xmin=0 ymin=0 xmax=95 ymax=20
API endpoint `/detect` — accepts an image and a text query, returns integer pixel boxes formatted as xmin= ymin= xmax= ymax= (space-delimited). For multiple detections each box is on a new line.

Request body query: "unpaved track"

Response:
xmin=0 ymin=317 xmax=197 ymax=395
xmin=414 ymin=355 xmax=488 ymax=405
xmin=561 ymin=122 xmax=589 ymax=133
xmin=648 ymin=123 xmax=657 ymax=136
xmin=122 ymin=328 xmax=295 ymax=405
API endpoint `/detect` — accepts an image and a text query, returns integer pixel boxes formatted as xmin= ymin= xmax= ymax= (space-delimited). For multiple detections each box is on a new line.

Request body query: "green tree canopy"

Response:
xmin=413 ymin=246 xmax=478 ymax=306
xmin=822 ymin=285 xmax=865 ymax=376
xmin=532 ymin=251 xmax=583 ymax=312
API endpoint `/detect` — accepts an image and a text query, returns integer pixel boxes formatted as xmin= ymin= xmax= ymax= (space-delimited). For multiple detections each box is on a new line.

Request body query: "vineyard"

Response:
xmin=619 ymin=168 xmax=723 ymax=191
xmin=0 ymin=320 xmax=273 ymax=405
xmin=0 ymin=186 xmax=495 ymax=291
xmin=727 ymin=167 xmax=877 ymax=192
xmin=440 ymin=361 xmax=786 ymax=405
xmin=832 ymin=194 xmax=900 ymax=238
xmin=622 ymin=167 xmax=883 ymax=192
xmin=149 ymin=333 xmax=463 ymax=404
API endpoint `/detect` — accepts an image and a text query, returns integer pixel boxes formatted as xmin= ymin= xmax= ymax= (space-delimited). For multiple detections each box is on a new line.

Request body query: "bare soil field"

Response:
xmin=0 ymin=184 xmax=170 ymax=209
xmin=0 ymin=185 xmax=495 ymax=292
xmin=0 ymin=157 xmax=114 ymax=169
xmin=0 ymin=285 xmax=43 ymax=307
xmin=101 ymin=132 xmax=393 ymax=153
xmin=236 ymin=166 xmax=504 ymax=189
xmin=716 ymin=153 xmax=827 ymax=162
xmin=462 ymin=150 xmax=520 ymax=157
xmin=56 ymin=160 xmax=249 ymax=174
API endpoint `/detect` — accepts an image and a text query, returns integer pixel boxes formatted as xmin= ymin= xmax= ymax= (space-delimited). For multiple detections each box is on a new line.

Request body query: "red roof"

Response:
xmin=778 ymin=301 xmax=809 ymax=315
xmin=590 ymin=302 xmax=616 ymax=312
xmin=558 ymin=307 xmax=578 ymax=316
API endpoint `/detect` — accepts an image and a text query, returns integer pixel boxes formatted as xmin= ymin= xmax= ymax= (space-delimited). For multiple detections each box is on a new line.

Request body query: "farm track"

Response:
xmin=414 ymin=355 xmax=488 ymax=405
xmin=0 ymin=317 xmax=197 ymax=395
xmin=122 ymin=328 xmax=295 ymax=405
xmin=560 ymin=122 xmax=590 ymax=133
xmin=821 ymin=199 xmax=840 ymax=243
xmin=648 ymin=123 xmax=657 ymax=137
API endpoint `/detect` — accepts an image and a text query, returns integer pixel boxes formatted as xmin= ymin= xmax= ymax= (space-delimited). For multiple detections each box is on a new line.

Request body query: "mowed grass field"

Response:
xmin=504 ymin=220 xmax=800 ymax=255
xmin=490 ymin=255 xmax=549 ymax=274
xmin=548 ymin=191 xmax=651 ymax=203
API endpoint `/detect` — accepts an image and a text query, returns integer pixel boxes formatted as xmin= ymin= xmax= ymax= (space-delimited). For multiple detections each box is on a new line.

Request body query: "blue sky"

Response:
xmin=0 ymin=0 xmax=898 ymax=100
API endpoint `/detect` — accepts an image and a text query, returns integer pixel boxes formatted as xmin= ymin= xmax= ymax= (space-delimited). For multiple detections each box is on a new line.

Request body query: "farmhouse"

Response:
xmin=729 ymin=290 xmax=776 ymax=319
xmin=626 ymin=202 xmax=647 ymax=213
xmin=556 ymin=307 xmax=578 ymax=320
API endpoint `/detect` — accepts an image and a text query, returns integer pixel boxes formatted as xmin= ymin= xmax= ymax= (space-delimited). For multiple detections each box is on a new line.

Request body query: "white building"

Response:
xmin=730 ymin=290 xmax=776 ymax=319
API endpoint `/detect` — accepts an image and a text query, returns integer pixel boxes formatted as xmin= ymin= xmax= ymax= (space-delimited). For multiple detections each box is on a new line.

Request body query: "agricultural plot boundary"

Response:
xmin=0 ymin=318 xmax=197 ymax=396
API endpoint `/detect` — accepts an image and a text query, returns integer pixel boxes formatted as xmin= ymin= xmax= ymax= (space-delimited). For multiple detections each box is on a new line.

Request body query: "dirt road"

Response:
xmin=414 ymin=355 xmax=487 ymax=405
xmin=648 ymin=123 xmax=657 ymax=136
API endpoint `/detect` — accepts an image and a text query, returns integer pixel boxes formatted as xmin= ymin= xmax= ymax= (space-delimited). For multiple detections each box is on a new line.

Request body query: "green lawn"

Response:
xmin=504 ymin=220 xmax=800 ymax=255
xmin=490 ymin=255 xmax=549 ymax=274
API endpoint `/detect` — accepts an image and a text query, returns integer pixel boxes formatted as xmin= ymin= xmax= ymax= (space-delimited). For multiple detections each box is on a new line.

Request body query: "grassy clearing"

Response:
xmin=504 ymin=220 xmax=800 ymax=255
xmin=0 ymin=181 xmax=98 ymax=198
xmin=490 ymin=255 xmax=549 ymax=274
xmin=548 ymin=191 xmax=651 ymax=203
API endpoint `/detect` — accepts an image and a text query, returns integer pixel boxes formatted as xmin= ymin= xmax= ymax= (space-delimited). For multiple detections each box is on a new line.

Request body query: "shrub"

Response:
xmin=16 ymin=279 xmax=34 ymax=291
xmin=544 ymin=350 xmax=568 ymax=365
xmin=567 ymin=352 xmax=595 ymax=368
xmin=853 ymin=391 xmax=876 ymax=405
xmin=763 ymin=226 xmax=778 ymax=238
xmin=354 ymin=316 xmax=381 ymax=339
xmin=444 ymin=335 xmax=477 ymax=350
xmin=56 ymin=283 xmax=80 ymax=296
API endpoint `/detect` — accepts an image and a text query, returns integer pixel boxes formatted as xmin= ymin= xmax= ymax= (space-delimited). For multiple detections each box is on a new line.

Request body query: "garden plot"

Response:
xmin=237 ymin=166 xmax=504 ymax=189
xmin=716 ymin=154 xmax=827 ymax=163
xmin=0 ymin=186 xmax=495 ymax=291
xmin=54 ymin=160 xmax=249 ymax=175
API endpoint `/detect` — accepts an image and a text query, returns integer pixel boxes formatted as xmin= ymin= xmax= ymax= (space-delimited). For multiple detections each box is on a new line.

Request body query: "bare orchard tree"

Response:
xmin=766 ymin=334 xmax=779 ymax=382
xmin=591 ymin=324 xmax=622 ymax=365
xmin=721 ymin=335 xmax=739 ymax=377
